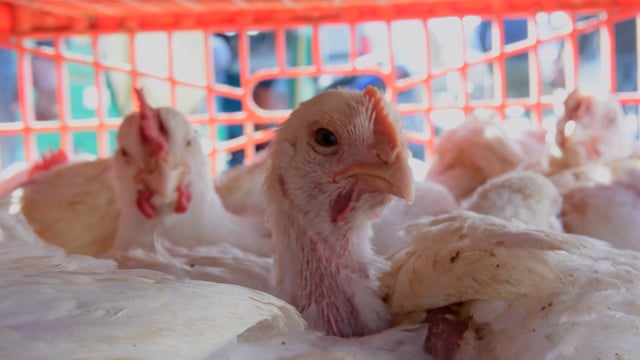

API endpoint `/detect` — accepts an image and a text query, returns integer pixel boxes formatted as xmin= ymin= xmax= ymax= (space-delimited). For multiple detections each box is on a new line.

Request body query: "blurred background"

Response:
xmin=0 ymin=12 xmax=637 ymax=175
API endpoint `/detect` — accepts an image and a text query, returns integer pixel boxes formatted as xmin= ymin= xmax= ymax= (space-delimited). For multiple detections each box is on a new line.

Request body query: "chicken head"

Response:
xmin=112 ymin=88 xmax=208 ymax=220
xmin=555 ymin=88 xmax=631 ymax=165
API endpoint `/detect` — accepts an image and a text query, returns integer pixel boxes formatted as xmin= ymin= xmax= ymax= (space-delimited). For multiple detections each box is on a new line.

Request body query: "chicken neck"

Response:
xmin=270 ymin=183 xmax=391 ymax=338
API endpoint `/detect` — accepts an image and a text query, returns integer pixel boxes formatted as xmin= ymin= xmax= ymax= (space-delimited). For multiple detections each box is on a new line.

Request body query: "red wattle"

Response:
xmin=136 ymin=188 xmax=156 ymax=219
xmin=175 ymin=182 xmax=192 ymax=213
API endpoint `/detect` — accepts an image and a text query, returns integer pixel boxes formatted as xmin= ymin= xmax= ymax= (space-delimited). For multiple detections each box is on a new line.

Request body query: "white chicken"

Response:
xmin=548 ymin=88 xmax=633 ymax=173
xmin=425 ymin=115 xmax=528 ymax=202
xmin=382 ymin=211 xmax=640 ymax=360
xmin=558 ymin=157 xmax=640 ymax=251
xmin=264 ymin=86 xmax=416 ymax=338
xmin=6 ymin=156 xmax=118 ymax=256
xmin=107 ymin=88 xmax=271 ymax=256
xmin=461 ymin=170 xmax=564 ymax=232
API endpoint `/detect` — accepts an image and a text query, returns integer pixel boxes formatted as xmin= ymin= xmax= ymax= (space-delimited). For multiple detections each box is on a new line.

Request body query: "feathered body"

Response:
xmin=461 ymin=170 xmax=563 ymax=232
xmin=110 ymin=89 xmax=271 ymax=257
xmin=114 ymin=239 xmax=274 ymax=293
xmin=381 ymin=211 xmax=640 ymax=359
xmin=12 ymin=158 xmax=118 ymax=256
xmin=559 ymin=157 xmax=640 ymax=251
xmin=549 ymin=88 xmax=632 ymax=173
xmin=426 ymin=117 xmax=525 ymax=201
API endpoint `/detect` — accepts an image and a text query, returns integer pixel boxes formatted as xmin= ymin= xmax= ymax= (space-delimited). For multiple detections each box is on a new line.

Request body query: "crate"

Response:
xmin=1 ymin=0 xmax=640 ymax=175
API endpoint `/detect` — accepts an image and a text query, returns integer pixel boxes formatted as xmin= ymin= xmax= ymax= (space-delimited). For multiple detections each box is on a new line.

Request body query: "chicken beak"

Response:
xmin=135 ymin=159 xmax=188 ymax=201
xmin=334 ymin=148 xmax=415 ymax=204
xmin=332 ymin=86 xmax=415 ymax=203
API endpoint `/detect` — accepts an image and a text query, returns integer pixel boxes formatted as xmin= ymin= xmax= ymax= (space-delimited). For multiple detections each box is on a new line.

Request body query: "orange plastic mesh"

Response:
xmin=3 ymin=1 xmax=640 ymax=35
xmin=0 ymin=1 xmax=639 ymax=176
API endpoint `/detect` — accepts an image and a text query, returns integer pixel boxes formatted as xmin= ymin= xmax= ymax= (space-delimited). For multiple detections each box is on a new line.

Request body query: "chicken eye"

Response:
xmin=186 ymin=138 xmax=192 ymax=147
xmin=120 ymin=148 xmax=129 ymax=158
xmin=314 ymin=128 xmax=338 ymax=147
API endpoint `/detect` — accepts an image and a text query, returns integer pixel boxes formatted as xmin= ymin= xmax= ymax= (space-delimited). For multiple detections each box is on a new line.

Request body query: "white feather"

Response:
xmin=0 ymin=199 xmax=303 ymax=360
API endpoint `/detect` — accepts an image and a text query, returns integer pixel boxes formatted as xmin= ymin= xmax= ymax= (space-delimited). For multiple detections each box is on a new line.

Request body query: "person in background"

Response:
xmin=0 ymin=40 xmax=62 ymax=170
xmin=211 ymin=34 xmax=290 ymax=167
xmin=322 ymin=73 xmax=386 ymax=92
xmin=253 ymin=79 xmax=288 ymax=153
xmin=0 ymin=47 xmax=18 ymax=168
xmin=614 ymin=20 xmax=637 ymax=95
xmin=0 ymin=48 xmax=17 ymax=123
xmin=570 ymin=16 xmax=637 ymax=98
xmin=477 ymin=18 xmax=529 ymax=98
xmin=614 ymin=19 xmax=639 ymax=138
xmin=31 ymin=40 xmax=58 ymax=121
xmin=209 ymin=34 xmax=244 ymax=168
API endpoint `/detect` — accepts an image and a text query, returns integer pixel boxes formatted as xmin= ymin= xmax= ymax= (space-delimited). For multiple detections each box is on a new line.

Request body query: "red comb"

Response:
xmin=28 ymin=148 xmax=69 ymax=179
xmin=364 ymin=86 xmax=399 ymax=151
xmin=135 ymin=87 xmax=168 ymax=160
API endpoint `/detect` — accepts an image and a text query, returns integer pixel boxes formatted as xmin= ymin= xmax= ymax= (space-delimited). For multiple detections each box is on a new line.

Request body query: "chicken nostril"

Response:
xmin=375 ymin=152 xmax=387 ymax=164
xmin=375 ymin=147 xmax=400 ymax=164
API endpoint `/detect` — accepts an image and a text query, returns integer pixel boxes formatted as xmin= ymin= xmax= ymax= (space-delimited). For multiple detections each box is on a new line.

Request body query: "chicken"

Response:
xmin=548 ymin=88 xmax=633 ymax=173
xmin=4 ymin=153 xmax=119 ymax=257
xmin=0 ymin=89 xmax=269 ymax=257
xmin=108 ymin=88 xmax=271 ymax=256
xmin=461 ymin=170 xmax=563 ymax=232
xmin=425 ymin=116 xmax=527 ymax=202
xmin=559 ymin=157 xmax=640 ymax=251
xmin=381 ymin=211 xmax=640 ymax=359
xmin=0 ymin=197 xmax=425 ymax=360
xmin=264 ymin=86 xmax=415 ymax=337
xmin=0 ymin=118 xmax=272 ymax=258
